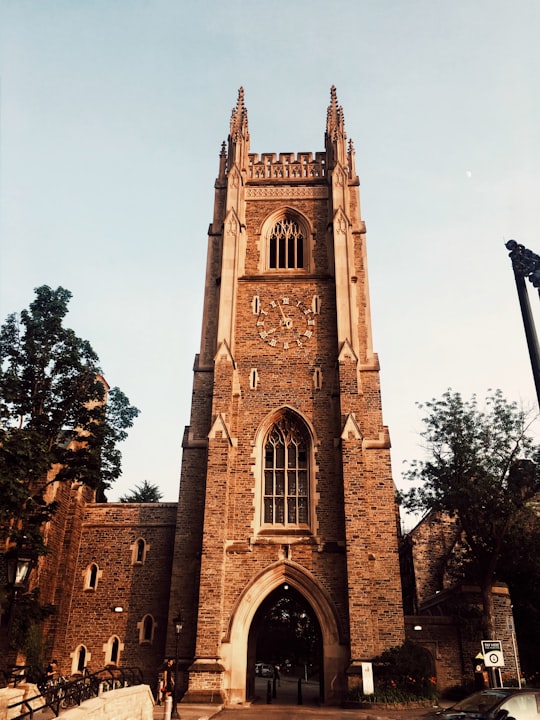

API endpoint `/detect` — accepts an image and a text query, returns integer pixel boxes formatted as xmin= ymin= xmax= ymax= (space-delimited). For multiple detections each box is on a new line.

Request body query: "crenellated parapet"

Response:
xmin=247 ymin=151 xmax=327 ymax=181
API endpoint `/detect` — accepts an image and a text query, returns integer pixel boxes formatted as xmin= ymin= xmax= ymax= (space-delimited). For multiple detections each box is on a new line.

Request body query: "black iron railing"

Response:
xmin=6 ymin=666 xmax=144 ymax=719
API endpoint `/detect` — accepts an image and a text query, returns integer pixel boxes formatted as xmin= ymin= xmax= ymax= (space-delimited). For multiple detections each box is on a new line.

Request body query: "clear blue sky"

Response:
xmin=1 ymin=1 xmax=539 ymax=514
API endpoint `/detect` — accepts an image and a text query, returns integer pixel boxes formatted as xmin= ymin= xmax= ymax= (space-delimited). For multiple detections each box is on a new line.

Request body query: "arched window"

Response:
xmin=263 ymin=414 xmax=310 ymax=527
xmin=131 ymin=537 xmax=147 ymax=564
xmin=138 ymin=614 xmax=155 ymax=644
xmin=71 ymin=644 xmax=88 ymax=675
xmin=268 ymin=217 xmax=305 ymax=270
xmin=104 ymin=635 xmax=122 ymax=666
xmin=84 ymin=562 xmax=100 ymax=591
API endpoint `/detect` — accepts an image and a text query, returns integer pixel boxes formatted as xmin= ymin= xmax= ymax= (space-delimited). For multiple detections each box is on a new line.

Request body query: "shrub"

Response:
xmin=348 ymin=641 xmax=439 ymax=704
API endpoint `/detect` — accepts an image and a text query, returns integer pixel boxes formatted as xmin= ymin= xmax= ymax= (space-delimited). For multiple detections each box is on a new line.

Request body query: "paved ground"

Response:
xmin=154 ymin=700 xmax=441 ymax=720
xmin=153 ymin=677 xmax=444 ymax=720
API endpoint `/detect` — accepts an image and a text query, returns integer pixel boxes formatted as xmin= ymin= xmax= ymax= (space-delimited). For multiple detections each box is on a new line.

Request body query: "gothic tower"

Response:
xmin=167 ymin=87 xmax=404 ymax=705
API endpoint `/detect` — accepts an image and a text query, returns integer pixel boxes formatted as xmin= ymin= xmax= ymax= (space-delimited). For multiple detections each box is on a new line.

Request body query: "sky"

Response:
xmin=1 ymin=1 xmax=540 ymax=519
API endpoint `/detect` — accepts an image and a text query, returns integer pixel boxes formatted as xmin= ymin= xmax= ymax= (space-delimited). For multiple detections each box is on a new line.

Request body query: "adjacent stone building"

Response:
xmin=11 ymin=88 xmax=518 ymax=704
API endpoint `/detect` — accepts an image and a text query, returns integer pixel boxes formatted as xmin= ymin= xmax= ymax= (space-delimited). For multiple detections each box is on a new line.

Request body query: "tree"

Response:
xmin=401 ymin=389 xmax=540 ymax=639
xmin=496 ymin=507 xmax=540 ymax=678
xmin=0 ymin=285 xmax=139 ymax=551
xmin=120 ymin=479 xmax=163 ymax=503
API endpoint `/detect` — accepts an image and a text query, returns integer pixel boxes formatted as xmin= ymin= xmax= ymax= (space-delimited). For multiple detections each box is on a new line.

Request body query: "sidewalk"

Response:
xmin=153 ymin=701 xmax=222 ymax=720
xmin=153 ymin=702 xmax=440 ymax=720
xmin=152 ymin=675 xmax=443 ymax=720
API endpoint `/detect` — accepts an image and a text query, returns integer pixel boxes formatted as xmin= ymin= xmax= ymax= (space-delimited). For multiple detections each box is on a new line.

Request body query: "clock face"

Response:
xmin=256 ymin=295 xmax=316 ymax=350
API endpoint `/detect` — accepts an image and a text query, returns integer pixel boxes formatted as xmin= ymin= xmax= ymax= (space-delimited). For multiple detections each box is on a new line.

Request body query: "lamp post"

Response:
xmin=5 ymin=546 xmax=36 ymax=595
xmin=505 ymin=240 xmax=540 ymax=409
xmin=2 ymin=545 xmax=37 ymax=667
xmin=171 ymin=613 xmax=183 ymax=719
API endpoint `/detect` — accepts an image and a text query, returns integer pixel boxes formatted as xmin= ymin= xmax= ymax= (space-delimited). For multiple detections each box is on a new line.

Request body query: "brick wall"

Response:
xmin=51 ymin=503 xmax=176 ymax=688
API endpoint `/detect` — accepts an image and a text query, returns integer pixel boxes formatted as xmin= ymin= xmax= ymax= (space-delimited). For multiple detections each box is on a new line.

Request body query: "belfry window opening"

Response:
xmin=268 ymin=218 xmax=304 ymax=269
xmin=263 ymin=415 xmax=309 ymax=526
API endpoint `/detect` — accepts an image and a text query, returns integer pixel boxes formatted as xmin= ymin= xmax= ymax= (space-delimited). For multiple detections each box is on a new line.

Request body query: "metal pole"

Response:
xmin=512 ymin=270 xmax=540 ymax=408
xmin=505 ymin=240 xmax=540 ymax=410
xmin=511 ymin=630 xmax=522 ymax=688
xmin=171 ymin=632 xmax=179 ymax=719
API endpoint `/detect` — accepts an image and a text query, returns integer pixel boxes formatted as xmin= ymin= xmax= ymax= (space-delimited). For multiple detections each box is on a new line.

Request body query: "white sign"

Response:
xmin=361 ymin=662 xmax=374 ymax=695
xmin=481 ymin=640 xmax=505 ymax=668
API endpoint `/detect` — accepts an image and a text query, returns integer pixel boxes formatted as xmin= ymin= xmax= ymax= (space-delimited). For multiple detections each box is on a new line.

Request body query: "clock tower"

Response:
xmin=167 ymin=87 xmax=404 ymax=705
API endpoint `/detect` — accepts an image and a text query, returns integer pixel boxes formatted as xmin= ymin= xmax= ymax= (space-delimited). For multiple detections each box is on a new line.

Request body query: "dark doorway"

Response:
xmin=246 ymin=584 xmax=323 ymax=704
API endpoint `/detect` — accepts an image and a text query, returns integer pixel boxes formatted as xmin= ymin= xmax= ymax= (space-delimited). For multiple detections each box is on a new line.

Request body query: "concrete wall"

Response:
xmin=0 ymin=684 xmax=153 ymax=720
xmin=54 ymin=685 xmax=153 ymax=720
xmin=0 ymin=684 xmax=44 ymax=720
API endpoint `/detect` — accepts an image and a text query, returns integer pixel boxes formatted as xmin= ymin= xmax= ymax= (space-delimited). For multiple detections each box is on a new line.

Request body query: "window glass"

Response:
xmin=268 ymin=219 xmax=304 ymax=270
xmin=263 ymin=415 xmax=310 ymax=527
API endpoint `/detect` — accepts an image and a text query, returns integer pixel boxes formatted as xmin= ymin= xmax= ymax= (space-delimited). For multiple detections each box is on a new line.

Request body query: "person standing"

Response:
xmin=163 ymin=658 xmax=175 ymax=697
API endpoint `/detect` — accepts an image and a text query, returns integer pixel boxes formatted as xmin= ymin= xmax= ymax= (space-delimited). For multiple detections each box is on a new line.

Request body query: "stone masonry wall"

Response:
xmin=56 ymin=503 xmax=176 ymax=690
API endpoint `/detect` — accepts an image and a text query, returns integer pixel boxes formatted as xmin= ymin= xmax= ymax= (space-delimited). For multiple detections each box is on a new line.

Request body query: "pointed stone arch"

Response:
xmin=259 ymin=207 xmax=314 ymax=272
xmin=256 ymin=404 xmax=318 ymax=447
xmin=251 ymin=406 xmax=320 ymax=537
xmin=221 ymin=560 xmax=348 ymax=704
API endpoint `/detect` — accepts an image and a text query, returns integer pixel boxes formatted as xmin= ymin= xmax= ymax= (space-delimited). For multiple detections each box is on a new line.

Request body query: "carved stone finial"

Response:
xmin=326 ymin=85 xmax=345 ymax=140
xmin=325 ymin=86 xmax=347 ymax=169
xmin=230 ymin=86 xmax=249 ymax=141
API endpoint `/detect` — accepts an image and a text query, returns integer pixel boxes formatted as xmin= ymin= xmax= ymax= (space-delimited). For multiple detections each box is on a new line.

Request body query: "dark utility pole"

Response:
xmin=171 ymin=613 xmax=183 ymax=719
xmin=505 ymin=240 xmax=540 ymax=409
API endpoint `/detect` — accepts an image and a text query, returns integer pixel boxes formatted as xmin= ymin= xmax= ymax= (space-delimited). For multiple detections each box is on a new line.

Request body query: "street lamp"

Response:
xmin=171 ymin=613 xmax=183 ymax=719
xmin=2 ymin=545 xmax=37 ymax=665
xmin=505 ymin=240 xmax=540 ymax=408
xmin=5 ymin=546 xmax=37 ymax=596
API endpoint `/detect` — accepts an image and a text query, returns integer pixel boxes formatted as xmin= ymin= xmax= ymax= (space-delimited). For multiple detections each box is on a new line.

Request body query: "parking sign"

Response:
xmin=481 ymin=640 xmax=505 ymax=667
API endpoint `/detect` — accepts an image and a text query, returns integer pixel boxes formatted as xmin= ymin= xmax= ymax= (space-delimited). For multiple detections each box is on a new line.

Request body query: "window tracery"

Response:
xmin=263 ymin=415 xmax=309 ymax=527
xmin=268 ymin=218 xmax=304 ymax=270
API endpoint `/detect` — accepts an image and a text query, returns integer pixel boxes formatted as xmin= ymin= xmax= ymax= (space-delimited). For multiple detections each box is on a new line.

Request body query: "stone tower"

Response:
xmin=167 ymin=87 xmax=404 ymax=705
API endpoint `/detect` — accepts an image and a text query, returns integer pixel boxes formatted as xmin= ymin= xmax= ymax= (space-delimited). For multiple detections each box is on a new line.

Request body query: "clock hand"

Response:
xmin=277 ymin=301 xmax=293 ymax=329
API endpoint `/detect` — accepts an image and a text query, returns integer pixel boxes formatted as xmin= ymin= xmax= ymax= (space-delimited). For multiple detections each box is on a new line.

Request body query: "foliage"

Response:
xmin=375 ymin=640 xmax=438 ymax=699
xmin=348 ymin=684 xmax=435 ymax=704
xmin=256 ymin=591 xmax=320 ymax=667
xmin=401 ymin=389 xmax=540 ymax=637
xmin=348 ymin=641 xmax=438 ymax=704
xmin=8 ymin=589 xmax=55 ymax=666
xmin=497 ymin=508 xmax=540 ymax=676
xmin=0 ymin=286 xmax=140 ymax=551
xmin=0 ymin=286 xmax=139 ymax=662
xmin=120 ymin=479 xmax=163 ymax=503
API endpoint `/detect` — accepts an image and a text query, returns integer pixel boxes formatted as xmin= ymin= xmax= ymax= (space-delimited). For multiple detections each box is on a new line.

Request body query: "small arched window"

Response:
xmin=263 ymin=414 xmax=310 ymax=527
xmin=138 ymin=614 xmax=155 ymax=644
xmin=268 ymin=217 xmax=305 ymax=270
xmin=84 ymin=562 xmax=100 ymax=591
xmin=104 ymin=635 xmax=122 ymax=666
xmin=71 ymin=644 xmax=88 ymax=675
xmin=131 ymin=537 xmax=148 ymax=565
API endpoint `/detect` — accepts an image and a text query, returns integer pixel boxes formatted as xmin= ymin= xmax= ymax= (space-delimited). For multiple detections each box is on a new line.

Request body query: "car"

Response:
xmin=440 ymin=687 xmax=540 ymax=720
xmin=255 ymin=663 xmax=275 ymax=678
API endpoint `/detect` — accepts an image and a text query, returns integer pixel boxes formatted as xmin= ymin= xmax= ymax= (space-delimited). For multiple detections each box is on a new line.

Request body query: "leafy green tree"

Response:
xmin=120 ymin=479 xmax=163 ymax=503
xmin=401 ymin=389 xmax=540 ymax=639
xmin=0 ymin=285 xmax=139 ymax=551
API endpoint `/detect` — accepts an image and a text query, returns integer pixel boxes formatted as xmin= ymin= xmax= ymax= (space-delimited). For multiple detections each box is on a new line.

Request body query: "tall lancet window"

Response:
xmin=268 ymin=218 xmax=304 ymax=270
xmin=263 ymin=415 xmax=309 ymax=527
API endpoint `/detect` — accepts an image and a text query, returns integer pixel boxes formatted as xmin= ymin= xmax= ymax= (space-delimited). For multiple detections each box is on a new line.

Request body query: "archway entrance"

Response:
xmin=246 ymin=583 xmax=323 ymax=704
xmin=223 ymin=560 xmax=348 ymax=705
